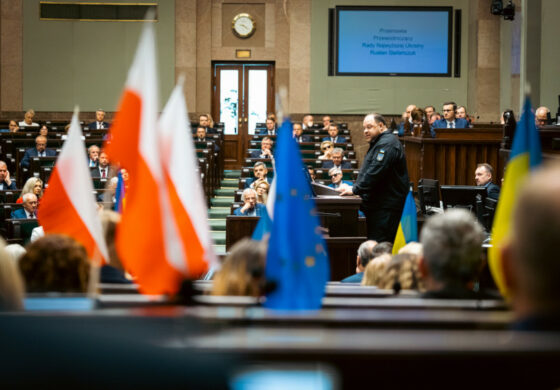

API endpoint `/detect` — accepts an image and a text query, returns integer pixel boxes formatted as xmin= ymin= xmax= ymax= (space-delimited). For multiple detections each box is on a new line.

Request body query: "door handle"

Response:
xmin=238 ymin=118 xmax=242 ymax=123
xmin=244 ymin=118 xmax=248 ymax=123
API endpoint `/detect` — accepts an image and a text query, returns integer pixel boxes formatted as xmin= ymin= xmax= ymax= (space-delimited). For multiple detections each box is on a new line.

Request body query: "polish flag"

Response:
xmin=39 ymin=108 xmax=109 ymax=264
xmin=105 ymin=21 xmax=199 ymax=295
xmin=158 ymin=78 xmax=216 ymax=277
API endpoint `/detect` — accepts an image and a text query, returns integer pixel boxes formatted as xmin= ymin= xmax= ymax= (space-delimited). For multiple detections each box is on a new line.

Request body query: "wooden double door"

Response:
xmin=212 ymin=62 xmax=275 ymax=169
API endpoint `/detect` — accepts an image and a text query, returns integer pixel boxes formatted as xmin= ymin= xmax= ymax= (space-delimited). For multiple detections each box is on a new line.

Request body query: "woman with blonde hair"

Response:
xmin=16 ymin=177 xmax=43 ymax=204
xmin=361 ymin=253 xmax=392 ymax=286
xmin=0 ymin=239 xmax=24 ymax=311
xmin=254 ymin=179 xmax=270 ymax=204
xmin=211 ymin=238 xmax=267 ymax=297
xmin=377 ymin=253 xmax=422 ymax=293
xmin=318 ymin=140 xmax=334 ymax=160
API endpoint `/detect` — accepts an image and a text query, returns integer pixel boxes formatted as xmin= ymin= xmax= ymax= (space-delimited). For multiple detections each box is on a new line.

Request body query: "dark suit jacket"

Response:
xmin=90 ymin=166 xmax=117 ymax=179
xmin=234 ymin=203 xmax=266 ymax=216
xmin=87 ymin=121 xmax=110 ymax=130
xmin=249 ymin=149 xmax=273 ymax=159
xmin=430 ymin=118 xmax=470 ymax=138
xmin=244 ymin=176 xmax=272 ymax=189
xmin=485 ymin=182 xmax=500 ymax=200
xmin=0 ymin=180 xmax=17 ymax=190
xmin=322 ymin=160 xmax=352 ymax=170
xmin=11 ymin=208 xmax=34 ymax=219
xmin=322 ymin=136 xmax=343 ymax=144
xmin=20 ymin=148 xmax=57 ymax=168
xmin=257 ymin=128 xmax=277 ymax=136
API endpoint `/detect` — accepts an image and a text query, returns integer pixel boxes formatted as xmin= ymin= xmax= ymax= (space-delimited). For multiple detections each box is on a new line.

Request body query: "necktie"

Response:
xmin=29 ymin=212 xmax=35 ymax=219
xmin=101 ymin=169 xmax=106 ymax=179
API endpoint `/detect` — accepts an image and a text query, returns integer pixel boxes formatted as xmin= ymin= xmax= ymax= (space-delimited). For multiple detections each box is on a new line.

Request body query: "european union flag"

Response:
xmin=264 ymin=118 xmax=330 ymax=310
xmin=392 ymin=190 xmax=418 ymax=254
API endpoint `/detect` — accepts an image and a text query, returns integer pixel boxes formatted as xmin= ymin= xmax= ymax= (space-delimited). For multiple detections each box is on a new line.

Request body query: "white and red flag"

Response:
xmin=105 ymin=21 xmax=212 ymax=295
xmin=39 ymin=108 xmax=109 ymax=264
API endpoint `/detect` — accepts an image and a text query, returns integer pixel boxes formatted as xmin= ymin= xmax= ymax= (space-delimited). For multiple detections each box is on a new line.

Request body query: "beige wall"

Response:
xmin=22 ymin=0 xmax=175 ymax=112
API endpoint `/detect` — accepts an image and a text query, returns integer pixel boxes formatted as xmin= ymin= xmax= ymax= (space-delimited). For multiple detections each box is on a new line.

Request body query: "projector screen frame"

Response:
xmin=334 ymin=5 xmax=453 ymax=77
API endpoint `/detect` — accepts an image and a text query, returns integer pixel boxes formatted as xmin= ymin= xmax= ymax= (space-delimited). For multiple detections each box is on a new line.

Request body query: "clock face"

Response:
xmin=232 ymin=13 xmax=255 ymax=38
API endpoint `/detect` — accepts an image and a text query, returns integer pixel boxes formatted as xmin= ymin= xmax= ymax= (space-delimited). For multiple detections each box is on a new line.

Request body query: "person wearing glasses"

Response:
xmin=328 ymin=168 xmax=352 ymax=190
xmin=430 ymin=101 xmax=470 ymax=136
xmin=318 ymin=140 xmax=334 ymax=160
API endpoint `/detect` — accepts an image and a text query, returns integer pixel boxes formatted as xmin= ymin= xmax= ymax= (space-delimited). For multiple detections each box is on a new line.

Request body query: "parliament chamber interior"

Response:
xmin=1 ymin=1 xmax=560 ymax=388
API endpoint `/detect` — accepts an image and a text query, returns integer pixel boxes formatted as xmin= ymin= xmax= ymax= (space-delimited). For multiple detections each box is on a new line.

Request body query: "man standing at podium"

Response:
xmin=339 ymin=113 xmax=409 ymax=242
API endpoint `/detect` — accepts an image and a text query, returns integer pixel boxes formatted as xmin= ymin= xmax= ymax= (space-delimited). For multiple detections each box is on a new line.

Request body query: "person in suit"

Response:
xmin=234 ymin=188 xmax=266 ymax=216
xmin=258 ymin=117 xmax=277 ymax=136
xmin=20 ymin=135 xmax=57 ymax=168
xmin=322 ymin=148 xmax=351 ymax=170
xmin=302 ymin=114 xmax=314 ymax=130
xmin=87 ymin=145 xmax=100 ymax=168
xmin=341 ymin=241 xmax=396 ymax=284
xmin=328 ymin=168 xmax=352 ymax=190
xmin=424 ymin=105 xmax=435 ymax=119
xmin=249 ymin=136 xmax=274 ymax=159
xmin=11 ymin=193 xmax=38 ymax=219
xmin=322 ymin=124 xmax=343 ymax=144
xmin=321 ymin=115 xmax=332 ymax=130
xmin=535 ymin=106 xmax=551 ymax=128
xmin=244 ymin=162 xmax=271 ymax=189
xmin=501 ymin=163 xmax=560 ymax=331
xmin=198 ymin=114 xmax=218 ymax=134
xmin=431 ymin=102 xmax=470 ymax=136
xmin=90 ymin=151 xmax=116 ymax=179
xmin=87 ymin=109 xmax=110 ymax=130
xmin=0 ymin=161 xmax=16 ymax=190
xmin=292 ymin=122 xmax=310 ymax=143
xmin=18 ymin=109 xmax=39 ymax=127
xmin=397 ymin=104 xmax=417 ymax=136
xmin=474 ymin=163 xmax=500 ymax=200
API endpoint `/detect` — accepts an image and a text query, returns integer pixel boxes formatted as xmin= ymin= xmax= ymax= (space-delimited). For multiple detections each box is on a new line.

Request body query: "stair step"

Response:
xmin=208 ymin=208 xmax=230 ymax=218
xmin=209 ymin=219 xmax=226 ymax=231
xmin=211 ymin=231 xmax=226 ymax=245
xmin=224 ymin=171 xmax=241 ymax=179
xmin=220 ymin=180 xmax=239 ymax=188
xmin=215 ymin=188 xmax=236 ymax=197
xmin=211 ymin=198 xmax=234 ymax=207
xmin=213 ymin=245 xmax=227 ymax=256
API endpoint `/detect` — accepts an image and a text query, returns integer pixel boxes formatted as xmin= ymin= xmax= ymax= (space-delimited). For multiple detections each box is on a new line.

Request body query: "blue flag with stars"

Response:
xmin=264 ymin=118 xmax=330 ymax=310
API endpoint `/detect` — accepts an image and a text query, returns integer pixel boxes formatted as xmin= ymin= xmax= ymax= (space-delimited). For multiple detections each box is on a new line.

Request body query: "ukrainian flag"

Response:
xmin=392 ymin=190 xmax=418 ymax=254
xmin=488 ymin=97 xmax=542 ymax=296
xmin=114 ymin=170 xmax=126 ymax=213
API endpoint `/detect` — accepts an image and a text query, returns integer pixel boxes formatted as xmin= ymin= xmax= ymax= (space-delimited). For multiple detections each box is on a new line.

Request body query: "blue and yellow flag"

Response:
xmin=392 ymin=190 xmax=418 ymax=254
xmin=114 ymin=170 xmax=126 ymax=213
xmin=264 ymin=118 xmax=330 ymax=310
xmin=489 ymin=97 xmax=542 ymax=296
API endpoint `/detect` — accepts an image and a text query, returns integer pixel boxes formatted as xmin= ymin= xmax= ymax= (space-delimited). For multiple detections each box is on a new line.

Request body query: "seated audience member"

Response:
xmin=404 ymin=107 xmax=427 ymax=136
xmin=4 ymin=243 xmax=26 ymax=263
xmin=328 ymin=168 xmax=352 ymax=190
xmin=19 ymin=235 xmax=89 ymax=293
xmin=429 ymin=112 xmax=441 ymax=125
xmin=20 ymin=135 xmax=57 ymax=168
xmin=535 ymin=106 xmax=550 ymax=128
xmin=211 ymin=238 xmax=267 ymax=296
xmin=254 ymin=179 xmax=270 ymax=204
xmin=322 ymin=124 xmax=343 ymax=144
xmin=197 ymin=114 xmax=216 ymax=134
xmin=17 ymin=177 xmax=43 ymax=204
xmin=234 ymin=188 xmax=266 ymax=216
xmin=249 ymin=136 xmax=274 ymax=159
xmin=501 ymin=164 xmax=560 ymax=330
xmin=302 ymin=114 xmax=314 ymax=130
xmin=39 ymin=124 xmax=49 ymax=137
xmin=91 ymin=151 xmax=116 ymax=179
xmin=321 ymin=115 xmax=332 ymax=130
xmin=424 ymin=105 xmax=435 ymax=119
xmin=292 ymin=122 xmax=310 ymax=143
xmin=245 ymin=161 xmax=271 ymax=189
xmin=195 ymin=126 xmax=208 ymax=142
xmin=11 ymin=193 xmax=38 ymax=219
xmin=100 ymin=210 xmax=131 ymax=284
xmin=0 ymin=161 xmax=16 ymax=190
xmin=88 ymin=109 xmax=109 ymax=130
xmin=258 ymin=116 xmax=277 ymax=136
xmin=318 ymin=140 xmax=334 ymax=160
xmin=0 ymin=240 xmax=24 ymax=311
xmin=377 ymin=253 xmax=422 ymax=293
xmin=419 ymin=209 xmax=493 ymax=299
xmin=398 ymin=242 xmax=423 ymax=256
xmin=456 ymin=105 xmax=467 ymax=119
xmin=475 ymin=163 xmax=500 ymax=200
xmin=19 ymin=109 xmax=39 ymax=127
xmin=322 ymin=148 xmax=351 ymax=170
xmin=362 ymin=253 xmax=392 ymax=286
xmin=500 ymin=109 xmax=515 ymax=125
xmin=341 ymin=240 xmax=377 ymax=283
xmin=2 ymin=120 xmax=19 ymax=133
xmin=397 ymin=104 xmax=417 ymax=135
xmin=87 ymin=145 xmax=100 ymax=168
xmin=431 ymin=102 xmax=470 ymax=134
xmin=307 ymin=166 xmax=316 ymax=183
